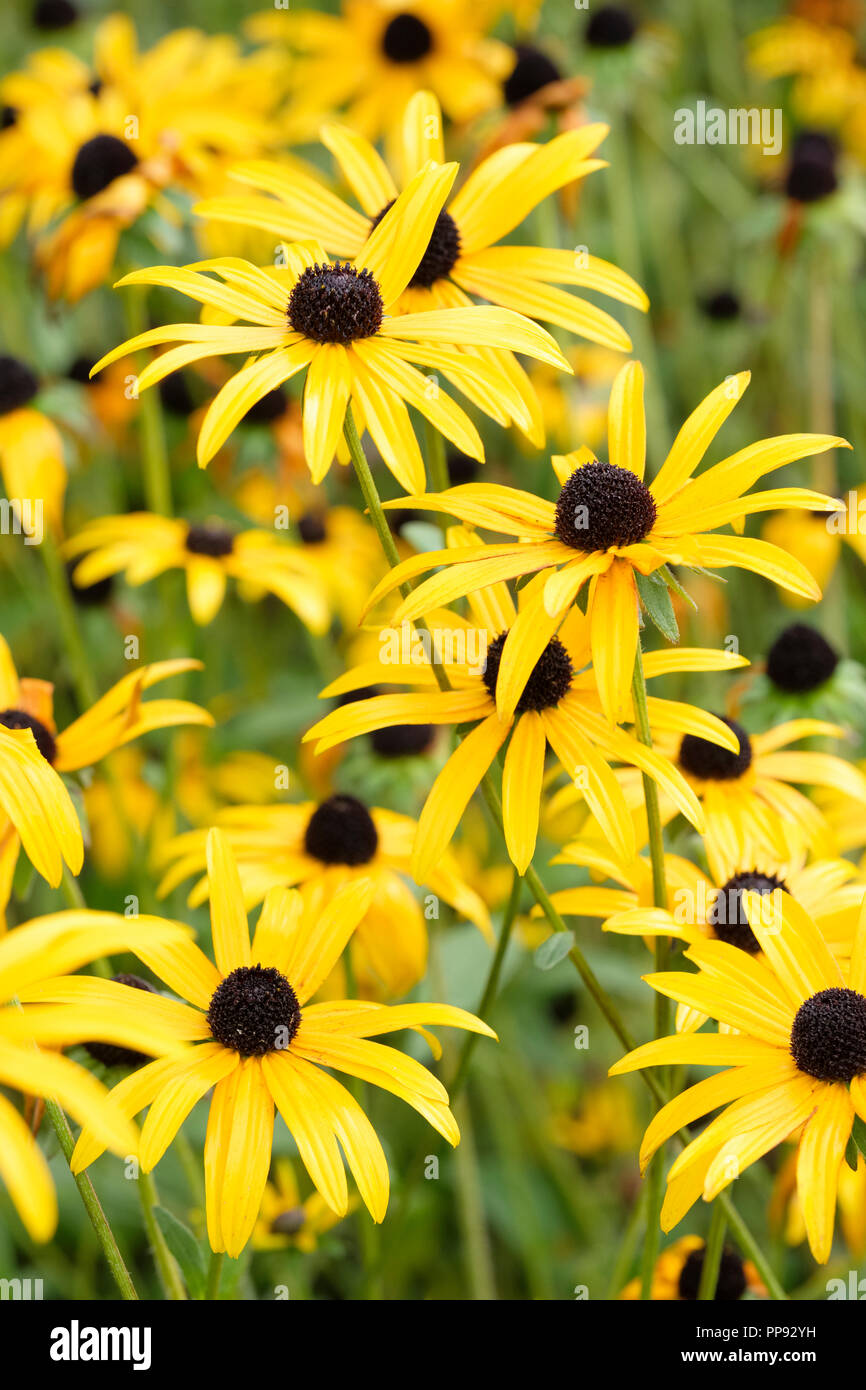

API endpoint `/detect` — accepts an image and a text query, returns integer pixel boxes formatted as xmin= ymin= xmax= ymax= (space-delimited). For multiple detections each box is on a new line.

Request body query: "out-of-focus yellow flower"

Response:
xmin=550 ymin=1079 xmax=639 ymax=1157
xmin=0 ymin=355 xmax=66 ymax=536
xmin=620 ymin=1235 xmax=765 ymax=1300
xmin=770 ymin=1145 xmax=866 ymax=1257
xmin=253 ymin=1157 xmax=356 ymax=1252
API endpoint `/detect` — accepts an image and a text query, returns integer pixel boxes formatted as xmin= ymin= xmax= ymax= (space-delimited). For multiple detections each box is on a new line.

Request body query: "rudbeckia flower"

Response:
xmin=64 ymin=512 xmax=330 ymax=630
xmin=0 ymin=634 xmax=213 ymax=913
xmin=305 ymin=536 xmax=747 ymax=876
xmin=252 ymin=1156 xmax=357 ymax=1252
xmin=619 ymin=1235 xmax=765 ymax=1300
xmin=610 ymin=891 xmax=866 ymax=1263
xmin=366 ymin=362 xmax=847 ymax=721
xmin=0 ymin=909 xmax=191 ymax=1241
xmin=197 ymin=91 xmax=646 ymax=443
xmin=770 ymin=1144 xmax=866 ymax=1259
xmin=157 ymin=793 xmax=492 ymax=998
xmin=0 ymin=355 xmax=66 ymax=536
xmin=69 ymin=829 xmax=496 ymax=1256
xmin=646 ymin=716 xmax=866 ymax=881
xmin=91 ymin=163 xmax=569 ymax=488
xmin=246 ymin=0 xmax=512 ymax=139
xmin=0 ymin=15 xmax=285 ymax=301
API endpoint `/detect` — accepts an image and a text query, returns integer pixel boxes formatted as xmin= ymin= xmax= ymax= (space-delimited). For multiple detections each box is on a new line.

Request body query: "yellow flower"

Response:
xmin=643 ymin=716 xmax=866 ymax=881
xmin=252 ymin=1156 xmax=356 ymax=1253
xmin=197 ymin=91 xmax=647 ymax=447
xmin=246 ymin=0 xmax=512 ymax=140
xmin=610 ymin=891 xmax=866 ymax=1262
xmin=367 ymin=362 xmax=846 ymax=721
xmin=82 ymin=748 xmax=168 ymax=881
xmin=157 ymin=793 xmax=492 ymax=999
xmin=0 ymin=909 xmax=190 ymax=1241
xmin=770 ymin=1144 xmax=866 ymax=1258
xmin=0 ymin=634 xmax=212 ymax=913
xmin=64 ymin=511 xmax=330 ymax=630
xmin=0 ymin=355 xmax=66 ymax=536
xmin=306 ymin=533 xmax=748 ymax=876
xmin=0 ymin=15 xmax=285 ymax=300
xmin=92 ymin=164 xmax=569 ymax=488
xmin=68 ymin=829 xmax=496 ymax=1256
xmin=599 ymin=851 xmax=866 ymax=1030
xmin=619 ymin=1235 xmax=765 ymax=1300
xmin=550 ymin=1079 xmax=638 ymax=1158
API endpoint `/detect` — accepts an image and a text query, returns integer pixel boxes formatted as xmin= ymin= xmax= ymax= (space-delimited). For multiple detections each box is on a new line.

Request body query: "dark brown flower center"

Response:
xmin=288 ymin=263 xmax=384 ymax=344
xmin=679 ymin=718 xmax=752 ymax=782
xmin=0 ymin=708 xmax=56 ymax=763
xmin=554 ymin=461 xmax=656 ymax=552
xmin=483 ymin=631 xmax=573 ymax=712
xmin=185 ymin=523 xmax=235 ymax=558
xmin=791 ymin=988 xmax=866 ymax=1082
xmin=207 ymin=964 xmax=301 ymax=1057
xmin=381 ymin=12 xmax=433 ymax=62
xmin=370 ymin=200 xmax=461 ymax=288
xmin=303 ymin=794 xmax=378 ymax=866
xmin=71 ymin=134 xmax=137 ymax=200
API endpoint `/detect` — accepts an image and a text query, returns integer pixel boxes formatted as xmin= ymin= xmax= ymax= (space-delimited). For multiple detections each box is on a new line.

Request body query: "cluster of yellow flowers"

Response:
xmin=1 ymin=0 xmax=866 ymax=1303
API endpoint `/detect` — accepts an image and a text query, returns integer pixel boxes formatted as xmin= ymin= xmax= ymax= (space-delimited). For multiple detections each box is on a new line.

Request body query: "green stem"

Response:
xmin=123 ymin=290 xmax=173 ymax=516
xmin=59 ymin=868 xmax=110 ymax=977
xmin=698 ymin=1201 xmax=727 ymax=1300
xmin=42 ymin=1097 xmax=138 ymax=1301
xmin=424 ymin=415 xmax=450 ymax=494
xmin=138 ymin=1169 xmax=187 ymax=1300
xmin=41 ymin=533 xmax=98 ymax=708
xmin=719 ymin=1190 xmax=786 ymax=1301
xmin=205 ymin=1250 xmax=224 ymax=1301
xmin=449 ymin=869 xmax=521 ymax=1099
xmin=452 ymin=1093 xmax=497 ymax=1300
xmin=808 ymin=245 xmax=846 ymax=652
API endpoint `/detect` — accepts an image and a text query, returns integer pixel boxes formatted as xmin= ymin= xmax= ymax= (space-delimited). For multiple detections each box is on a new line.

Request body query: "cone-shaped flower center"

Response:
xmin=555 ymin=461 xmax=657 ymax=552
xmin=679 ymin=717 xmax=752 ymax=782
xmin=86 ymin=974 xmax=159 ymax=1069
xmin=304 ymin=794 xmax=379 ymax=866
xmin=297 ymin=512 xmax=328 ymax=544
xmin=709 ymin=872 xmax=787 ymax=954
xmin=677 ymin=1245 xmax=747 ymax=1301
xmin=288 ymin=263 xmax=384 ymax=344
xmin=270 ymin=1207 xmax=307 ymax=1236
xmin=371 ymin=723 xmax=435 ymax=757
xmin=371 ymin=200 xmax=461 ymax=288
xmin=0 ymin=354 xmax=38 ymax=415
xmin=0 ymin=708 xmax=57 ymax=764
xmin=585 ymin=5 xmax=637 ymax=47
xmin=483 ymin=631 xmax=573 ymax=713
xmin=504 ymin=44 xmax=561 ymax=105
xmin=207 ymin=964 xmax=301 ymax=1057
xmin=185 ymin=523 xmax=235 ymax=557
xmin=791 ymin=987 xmax=866 ymax=1082
xmin=381 ymin=12 xmax=433 ymax=62
xmin=71 ymin=134 xmax=138 ymax=200
xmin=766 ymin=623 xmax=839 ymax=693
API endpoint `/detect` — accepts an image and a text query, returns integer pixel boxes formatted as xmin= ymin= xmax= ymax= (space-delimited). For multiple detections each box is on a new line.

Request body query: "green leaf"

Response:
xmin=845 ymin=1134 xmax=859 ymax=1172
xmin=849 ymin=1114 xmax=866 ymax=1166
xmin=658 ymin=563 xmax=698 ymax=611
xmin=154 ymin=1207 xmax=207 ymax=1299
xmin=534 ymin=931 xmax=575 ymax=971
xmin=635 ymin=569 xmax=679 ymax=643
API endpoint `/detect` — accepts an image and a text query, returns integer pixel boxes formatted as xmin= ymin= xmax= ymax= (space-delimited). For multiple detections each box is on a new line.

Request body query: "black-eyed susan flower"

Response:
xmin=196 ymin=90 xmax=647 ymax=447
xmin=366 ymin=362 xmax=846 ymax=721
xmin=0 ymin=355 xmax=66 ymax=536
xmin=739 ymin=621 xmax=866 ymax=730
xmin=0 ymin=633 xmax=212 ymax=912
xmin=157 ymin=793 xmax=492 ymax=999
xmin=770 ymin=1144 xmax=866 ymax=1259
xmin=68 ymin=829 xmax=496 ymax=1256
xmin=305 ymin=536 xmax=747 ymax=877
xmin=252 ymin=1156 xmax=357 ymax=1253
xmin=63 ymin=512 xmax=330 ymax=630
xmin=91 ymin=164 xmax=568 ymax=488
xmin=0 ymin=15 xmax=284 ymax=301
xmin=0 ymin=909 xmax=191 ymax=1241
xmin=246 ymin=0 xmax=511 ymax=140
xmin=619 ymin=1235 xmax=765 ymax=1300
xmin=610 ymin=891 xmax=866 ymax=1262
xmin=645 ymin=716 xmax=866 ymax=882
